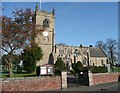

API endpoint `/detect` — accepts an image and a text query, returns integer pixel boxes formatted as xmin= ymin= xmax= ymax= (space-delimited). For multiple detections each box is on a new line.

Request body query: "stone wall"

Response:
xmin=2 ymin=76 xmax=61 ymax=91
xmin=92 ymin=73 xmax=119 ymax=85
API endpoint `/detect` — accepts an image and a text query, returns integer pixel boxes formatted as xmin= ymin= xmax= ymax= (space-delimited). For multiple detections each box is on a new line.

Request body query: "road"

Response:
xmin=61 ymin=82 xmax=119 ymax=92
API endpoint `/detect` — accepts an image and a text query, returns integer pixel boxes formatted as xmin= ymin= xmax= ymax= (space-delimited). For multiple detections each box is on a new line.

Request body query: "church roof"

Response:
xmin=89 ymin=47 xmax=107 ymax=57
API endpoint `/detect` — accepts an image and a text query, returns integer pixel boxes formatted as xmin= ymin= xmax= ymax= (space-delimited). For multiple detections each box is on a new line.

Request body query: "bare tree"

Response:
xmin=105 ymin=38 xmax=117 ymax=66
xmin=56 ymin=43 xmax=67 ymax=46
xmin=95 ymin=41 xmax=105 ymax=49
xmin=95 ymin=39 xmax=118 ymax=66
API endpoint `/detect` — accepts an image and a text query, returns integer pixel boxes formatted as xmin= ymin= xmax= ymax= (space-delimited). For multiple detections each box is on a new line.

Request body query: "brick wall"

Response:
xmin=2 ymin=76 xmax=61 ymax=91
xmin=92 ymin=73 xmax=119 ymax=85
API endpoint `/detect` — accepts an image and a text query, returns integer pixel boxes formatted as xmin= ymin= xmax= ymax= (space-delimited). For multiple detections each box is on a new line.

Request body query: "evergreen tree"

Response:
xmin=22 ymin=45 xmax=43 ymax=73
xmin=54 ymin=58 xmax=65 ymax=70
xmin=54 ymin=58 xmax=65 ymax=75
xmin=75 ymin=61 xmax=84 ymax=73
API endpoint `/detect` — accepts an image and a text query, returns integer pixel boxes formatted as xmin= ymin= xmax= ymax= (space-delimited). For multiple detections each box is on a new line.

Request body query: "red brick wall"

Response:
xmin=92 ymin=73 xmax=119 ymax=85
xmin=2 ymin=76 xmax=61 ymax=91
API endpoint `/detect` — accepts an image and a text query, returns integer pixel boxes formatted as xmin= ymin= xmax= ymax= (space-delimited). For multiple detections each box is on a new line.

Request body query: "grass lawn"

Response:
xmin=2 ymin=71 xmax=37 ymax=78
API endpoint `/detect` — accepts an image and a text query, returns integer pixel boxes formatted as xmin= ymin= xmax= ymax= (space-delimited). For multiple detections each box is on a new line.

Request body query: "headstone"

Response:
xmin=61 ymin=71 xmax=67 ymax=89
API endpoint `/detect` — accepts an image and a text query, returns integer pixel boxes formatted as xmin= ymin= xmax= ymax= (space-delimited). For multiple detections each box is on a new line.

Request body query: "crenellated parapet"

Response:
xmin=36 ymin=10 xmax=55 ymax=18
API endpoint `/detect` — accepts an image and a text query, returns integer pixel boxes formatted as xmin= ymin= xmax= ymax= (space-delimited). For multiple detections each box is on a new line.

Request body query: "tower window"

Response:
xmin=43 ymin=18 xmax=49 ymax=28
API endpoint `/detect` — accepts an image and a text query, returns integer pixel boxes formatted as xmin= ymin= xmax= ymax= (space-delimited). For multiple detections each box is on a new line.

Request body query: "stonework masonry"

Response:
xmin=34 ymin=10 xmax=55 ymax=66
xmin=54 ymin=45 xmax=108 ymax=70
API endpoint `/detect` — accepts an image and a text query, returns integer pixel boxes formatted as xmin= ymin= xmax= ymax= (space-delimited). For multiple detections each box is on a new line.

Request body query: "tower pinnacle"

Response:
xmin=35 ymin=2 xmax=38 ymax=12
xmin=52 ymin=7 xmax=55 ymax=15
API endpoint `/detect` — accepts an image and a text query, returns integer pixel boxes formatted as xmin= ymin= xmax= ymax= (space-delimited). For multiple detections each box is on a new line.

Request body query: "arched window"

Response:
xmin=101 ymin=59 xmax=104 ymax=65
xmin=43 ymin=18 xmax=49 ymax=28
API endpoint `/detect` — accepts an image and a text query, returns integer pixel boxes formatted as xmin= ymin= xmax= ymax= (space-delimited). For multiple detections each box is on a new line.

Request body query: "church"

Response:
xmin=33 ymin=3 xmax=108 ymax=70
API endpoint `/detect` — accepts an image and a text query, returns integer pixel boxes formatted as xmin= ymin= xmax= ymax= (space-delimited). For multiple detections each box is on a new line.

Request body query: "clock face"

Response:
xmin=43 ymin=31 xmax=48 ymax=36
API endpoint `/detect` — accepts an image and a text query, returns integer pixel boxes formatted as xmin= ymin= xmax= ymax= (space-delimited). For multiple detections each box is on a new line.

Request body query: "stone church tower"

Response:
xmin=34 ymin=3 xmax=55 ymax=66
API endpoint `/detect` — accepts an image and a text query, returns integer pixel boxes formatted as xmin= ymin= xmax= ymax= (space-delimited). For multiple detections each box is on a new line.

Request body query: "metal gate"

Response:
xmin=67 ymin=70 xmax=89 ymax=88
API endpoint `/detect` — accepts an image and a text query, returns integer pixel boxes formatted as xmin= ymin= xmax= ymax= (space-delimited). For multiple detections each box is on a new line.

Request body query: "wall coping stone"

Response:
xmin=2 ymin=76 xmax=61 ymax=82
xmin=92 ymin=72 xmax=119 ymax=75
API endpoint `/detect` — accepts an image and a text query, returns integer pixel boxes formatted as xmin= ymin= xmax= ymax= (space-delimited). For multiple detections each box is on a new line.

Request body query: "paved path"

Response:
xmin=61 ymin=82 xmax=119 ymax=91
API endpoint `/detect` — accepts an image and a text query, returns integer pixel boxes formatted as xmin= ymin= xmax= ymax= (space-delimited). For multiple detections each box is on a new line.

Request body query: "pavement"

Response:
xmin=61 ymin=82 xmax=119 ymax=91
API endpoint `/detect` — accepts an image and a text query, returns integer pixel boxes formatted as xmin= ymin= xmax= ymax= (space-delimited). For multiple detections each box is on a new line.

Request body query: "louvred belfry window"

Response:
xmin=43 ymin=19 xmax=49 ymax=28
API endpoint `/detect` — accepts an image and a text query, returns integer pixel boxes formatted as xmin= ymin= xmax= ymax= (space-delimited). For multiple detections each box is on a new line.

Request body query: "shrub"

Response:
xmin=54 ymin=58 xmax=65 ymax=70
xmin=72 ymin=63 xmax=76 ymax=71
xmin=54 ymin=58 xmax=65 ymax=76
xmin=70 ymin=70 xmax=76 ymax=75
xmin=36 ymin=66 xmax=40 ymax=76
xmin=75 ymin=61 xmax=84 ymax=73
xmin=23 ymin=60 xmax=36 ymax=73
xmin=91 ymin=66 xmax=107 ymax=73
xmin=54 ymin=69 xmax=61 ymax=76
xmin=74 ymin=61 xmax=84 ymax=78
xmin=71 ymin=61 xmax=84 ymax=78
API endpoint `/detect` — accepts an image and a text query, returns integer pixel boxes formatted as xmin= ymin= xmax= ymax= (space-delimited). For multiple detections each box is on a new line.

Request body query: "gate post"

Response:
xmin=88 ymin=71 xmax=93 ymax=86
xmin=105 ymin=64 xmax=111 ymax=73
xmin=61 ymin=71 xmax=67 ymax=89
